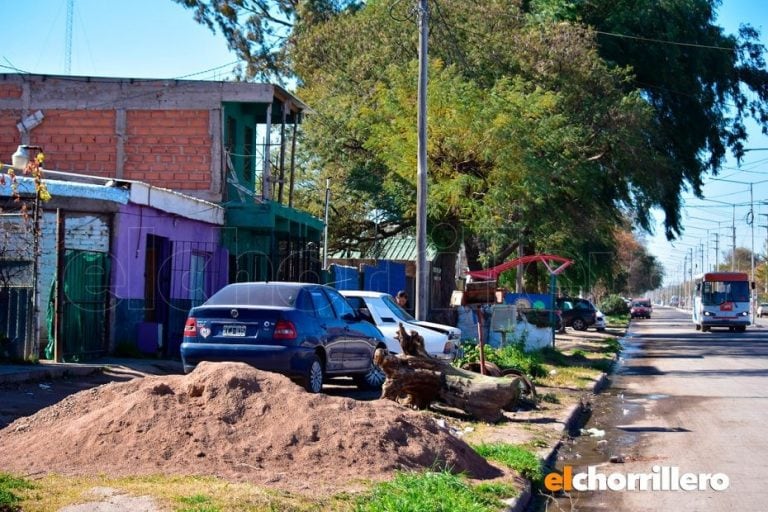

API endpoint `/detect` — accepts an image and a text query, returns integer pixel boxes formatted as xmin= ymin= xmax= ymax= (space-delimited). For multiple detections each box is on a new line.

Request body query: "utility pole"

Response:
xmin=714 ymin=232 xmax=720 ymax=271
xmin=750 ymin=183 xmax=755 ymax=318
xmin=760 ymin=212 xmax=768 ymax=293
xmin=415 ymin=0 xmax=429 ymax=321
xmin=683 ymin=253 xmax=688 ymax=307
xmin=732 ymin=204 xmax=736 ymax=271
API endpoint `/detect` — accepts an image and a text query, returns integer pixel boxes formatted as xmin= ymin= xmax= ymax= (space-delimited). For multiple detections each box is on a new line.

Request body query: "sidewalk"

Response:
xmin=0 ymin=357 xmax=183 ymax=385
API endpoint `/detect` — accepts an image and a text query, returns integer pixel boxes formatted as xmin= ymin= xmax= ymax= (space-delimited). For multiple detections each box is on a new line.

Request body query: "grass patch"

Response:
xmin=606 ymin=314 xmax=629 ymax=328
xmin=472 ymin=443 xmax=543 ymax=483
xmin=456 ymin=341 xmax=547 ymax=378
xmin=355 ymin=470 xmax=514 ymax=512
xmin=177 ymin=493 xmax=220 ymax=512
xmin=0 ymin=473 xmax=34 ymax=509
xmin=599 ymin=337 xmax=622 ymax=354
xmin=539 ymin=392 xmax=560 ymax=404
xmin=8 ymin=473 xmax=352 ymax=512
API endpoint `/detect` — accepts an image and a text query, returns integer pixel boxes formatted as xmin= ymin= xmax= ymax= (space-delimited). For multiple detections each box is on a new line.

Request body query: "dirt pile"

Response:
xmin=0 ymin=362 xmax=504 ymax=494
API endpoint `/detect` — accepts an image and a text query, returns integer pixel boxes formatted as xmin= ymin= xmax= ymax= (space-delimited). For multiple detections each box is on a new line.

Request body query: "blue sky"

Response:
xmin=2 ymin=0 xmax=767 ymax=288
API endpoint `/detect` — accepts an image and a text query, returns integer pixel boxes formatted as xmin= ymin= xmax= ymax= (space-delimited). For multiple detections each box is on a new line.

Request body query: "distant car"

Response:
xmin=594 ymin=310 xmax=606 ymax=331
xmin=181 ymin=282 xmax=388 ymax=393
xmin=630 ymin=298 xmax=652 ymax=319
xmin=758 ymin=303 xmax=768 ymax=318
xmin=340 ymin=290 xmax=460 ymax=360
xmin=555 ymin=297 xmax=597 ymax=331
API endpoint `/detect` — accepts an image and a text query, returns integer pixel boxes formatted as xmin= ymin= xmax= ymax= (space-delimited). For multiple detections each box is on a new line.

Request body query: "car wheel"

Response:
xmin=354 ymin=360 xmax=386 ymax=390
xmin=736 ymin=326 xmax=747 ymax=333
xmin=303 ymin=355 xmax=324 ymax=393
xmin=572 ymin=318 xmax=587 ymax=331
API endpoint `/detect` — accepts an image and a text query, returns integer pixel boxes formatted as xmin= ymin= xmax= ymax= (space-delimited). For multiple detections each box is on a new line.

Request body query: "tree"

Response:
xmin=531 ymin=0 xmax=768 ymax=239
xmin=176 ymin=0 xmax=768 ymax=285
xmin=719 ymin=247 xmax=756 ymax=273
xmin=291 ymin=1 xmax=661 ymax=274
xmin=172 ymin=0 xmax=362 ymax=82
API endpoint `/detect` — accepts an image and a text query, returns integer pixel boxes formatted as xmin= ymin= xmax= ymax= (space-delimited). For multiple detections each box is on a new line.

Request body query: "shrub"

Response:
xmin=600 ymin=294 xmax=629 ymax=316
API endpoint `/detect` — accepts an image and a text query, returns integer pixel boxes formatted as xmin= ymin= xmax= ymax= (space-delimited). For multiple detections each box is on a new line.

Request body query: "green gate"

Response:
xmin=57 ymin=250 xmax=111 ymax=361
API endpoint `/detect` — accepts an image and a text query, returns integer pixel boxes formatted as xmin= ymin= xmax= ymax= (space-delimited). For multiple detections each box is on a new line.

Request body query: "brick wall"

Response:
xmin=124 ymin=110 xmax=212 ymax=190
xmin=0 ymin=105 xmax=213 ymax=193
xmin=32 ymin=110 xmax=117 ymax=176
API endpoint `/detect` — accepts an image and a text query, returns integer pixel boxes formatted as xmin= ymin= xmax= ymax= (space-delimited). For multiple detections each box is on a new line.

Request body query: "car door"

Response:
xmin=325 ymin=288 xmax=375 ymax=371
xmin=307 ymin=287 xmax=345 ymax=372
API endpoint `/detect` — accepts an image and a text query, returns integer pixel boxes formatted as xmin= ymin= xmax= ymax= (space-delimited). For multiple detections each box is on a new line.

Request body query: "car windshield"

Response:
xmin=204 ymin=283 xmax=300 ymax=307
xmin=382 ymin=295 xmax=416 ymax=321
xmin=700 ymin=281 xmax=750 ymax=305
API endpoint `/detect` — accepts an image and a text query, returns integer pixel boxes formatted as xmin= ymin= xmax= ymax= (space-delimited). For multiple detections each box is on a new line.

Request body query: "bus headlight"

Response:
xmin=703 ymin=311 xmax=713 ymax=316
xmin=741 ymin=311 xmax=749 ymax=316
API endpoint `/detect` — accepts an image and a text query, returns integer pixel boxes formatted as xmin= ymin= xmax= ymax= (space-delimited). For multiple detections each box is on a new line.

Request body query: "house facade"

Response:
xmin=0 ymin=73 xmax=323 ymax=288
xmin=0 ymin=73 xmax=326 ymax=360
xmin=0 ymin=172 xmax=226 ymax=361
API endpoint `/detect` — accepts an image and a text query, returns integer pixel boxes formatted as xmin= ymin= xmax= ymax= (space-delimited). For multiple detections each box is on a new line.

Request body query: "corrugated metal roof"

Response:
xmin=370 ymin=236 xmax=438 ymax=261
xmin=330 ymin=236 xmax=438 ymax=262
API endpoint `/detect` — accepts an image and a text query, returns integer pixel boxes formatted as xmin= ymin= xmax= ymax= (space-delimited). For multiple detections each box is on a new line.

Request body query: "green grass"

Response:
xmin=176 ymin=493 xmax=221 ymax=512
xmin=472 ymin=443 xmax=543 ymax=483
xmin=0 ymin=472 xmax=34 ymax=508
xmin=355 ymin=470 xmax=515 ymax=512
xmin=599 ymin=337 xmax=622 ymax=354
xmin=456 ymin=341 xmax=547 ymax=378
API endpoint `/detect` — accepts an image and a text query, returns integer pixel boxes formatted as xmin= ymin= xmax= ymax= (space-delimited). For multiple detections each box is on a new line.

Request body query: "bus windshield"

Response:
xmin=700 ymin=280 xmax=750 ymax=306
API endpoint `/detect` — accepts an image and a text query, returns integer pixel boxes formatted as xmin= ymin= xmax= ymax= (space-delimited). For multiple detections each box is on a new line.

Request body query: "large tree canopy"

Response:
xmin=175 ymin=0 xmax=768 ymax=281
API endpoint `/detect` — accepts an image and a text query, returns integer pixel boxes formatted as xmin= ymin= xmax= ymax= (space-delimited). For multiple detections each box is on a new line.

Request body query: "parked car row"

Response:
xmin=181 ymin=283 xmax=616 ymax=394
xmin=181 ymin=283 xmax=461 ymax=394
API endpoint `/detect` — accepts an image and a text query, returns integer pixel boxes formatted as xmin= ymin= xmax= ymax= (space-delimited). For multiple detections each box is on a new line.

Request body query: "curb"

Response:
xmin=0 ymin=364 xmax=103 ymax=385
xmin=504 ymin=370 xmax=611 ymax=512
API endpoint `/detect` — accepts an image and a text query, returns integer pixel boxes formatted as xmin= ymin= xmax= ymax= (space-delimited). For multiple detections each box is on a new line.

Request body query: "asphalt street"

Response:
xmin=548 ymin=307 xmax=768 ymax=511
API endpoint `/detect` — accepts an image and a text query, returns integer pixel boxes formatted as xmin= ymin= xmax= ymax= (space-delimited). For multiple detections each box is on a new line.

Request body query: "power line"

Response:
xmin=594 ymin=30 xmax=737 ymax=52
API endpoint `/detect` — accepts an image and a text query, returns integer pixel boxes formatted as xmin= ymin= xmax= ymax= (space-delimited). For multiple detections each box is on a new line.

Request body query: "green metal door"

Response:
xmin=61 ymin=250 xmax=110 ymax=361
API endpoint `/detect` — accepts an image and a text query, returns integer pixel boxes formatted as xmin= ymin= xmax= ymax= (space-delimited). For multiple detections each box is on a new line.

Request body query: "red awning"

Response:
xmin=466 ymin=254 xmax=573 ymax=280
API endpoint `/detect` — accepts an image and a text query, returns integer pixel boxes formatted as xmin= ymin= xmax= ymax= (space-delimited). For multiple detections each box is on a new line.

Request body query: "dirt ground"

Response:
xmin=0 ymin=361 xmax=516 ymax=497
xmin=0 ymin=327 xmax=616 ymax=511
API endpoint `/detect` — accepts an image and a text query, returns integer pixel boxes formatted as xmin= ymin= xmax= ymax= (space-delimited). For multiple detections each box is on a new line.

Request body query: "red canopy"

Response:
xmin=466 ymin=254 xmax=573 ymax=281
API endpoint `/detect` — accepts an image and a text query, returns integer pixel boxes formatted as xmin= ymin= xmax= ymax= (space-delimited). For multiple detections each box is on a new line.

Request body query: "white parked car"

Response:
xmin=340 ymin=290 xmax=461 ymax=361
xmin=594 ymin=310 xmax=606 ymax=331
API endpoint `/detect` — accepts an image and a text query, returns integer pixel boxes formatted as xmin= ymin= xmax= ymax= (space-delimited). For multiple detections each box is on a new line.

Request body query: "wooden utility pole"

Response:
xmin=416 ymin=0 xmax=429 ymax=321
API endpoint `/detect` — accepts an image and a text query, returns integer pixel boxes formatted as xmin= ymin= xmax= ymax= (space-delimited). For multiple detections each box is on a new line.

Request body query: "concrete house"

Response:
xmin=0 ymin=170 xmax=226 ymax=362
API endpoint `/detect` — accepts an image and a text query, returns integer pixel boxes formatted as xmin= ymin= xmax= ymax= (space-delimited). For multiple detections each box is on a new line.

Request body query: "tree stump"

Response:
xmin=374 ymin=323 xmax=537 ymax=422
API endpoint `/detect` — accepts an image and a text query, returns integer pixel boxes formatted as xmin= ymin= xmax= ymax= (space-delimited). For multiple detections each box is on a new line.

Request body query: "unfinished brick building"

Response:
xmin=0 ymin=73 xmax=323 ymax=284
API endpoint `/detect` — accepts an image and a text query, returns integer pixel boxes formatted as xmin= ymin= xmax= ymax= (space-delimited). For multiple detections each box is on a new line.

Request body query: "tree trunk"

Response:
xmin=373 ymin=324 xmax=536 ymax=423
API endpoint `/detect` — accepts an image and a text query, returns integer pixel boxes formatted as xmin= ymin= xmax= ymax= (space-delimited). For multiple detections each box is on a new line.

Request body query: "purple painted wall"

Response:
xmin=112 ymin=202 xmax=228 ymax=300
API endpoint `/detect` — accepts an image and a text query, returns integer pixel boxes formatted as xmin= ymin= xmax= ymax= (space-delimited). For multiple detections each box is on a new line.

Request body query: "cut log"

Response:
xmin=374 ymin=323 xmax=536 ymax=422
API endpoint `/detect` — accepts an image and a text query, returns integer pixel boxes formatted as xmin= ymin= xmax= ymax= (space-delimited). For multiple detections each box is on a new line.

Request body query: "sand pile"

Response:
xmin=0 ymin=362 xmax=504 ymax=494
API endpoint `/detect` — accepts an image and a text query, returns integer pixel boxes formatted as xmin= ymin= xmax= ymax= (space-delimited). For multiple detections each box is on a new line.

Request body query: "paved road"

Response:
xmin=550 ymin=307 xmax=768 ymax=511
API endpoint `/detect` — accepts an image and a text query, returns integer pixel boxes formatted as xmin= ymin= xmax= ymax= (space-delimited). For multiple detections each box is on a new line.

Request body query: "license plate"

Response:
xmin=222 ymin=324 xmax=246 ymax=337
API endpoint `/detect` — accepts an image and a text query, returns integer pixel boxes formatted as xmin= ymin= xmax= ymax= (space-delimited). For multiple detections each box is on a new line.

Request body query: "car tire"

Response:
xmin=572 ymin=318 xmax=587 ymax=331
xmin=354 ymin=360 xmax=386 ymax=390
xmin=303 ymin=355 xmax=324 ymax=393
